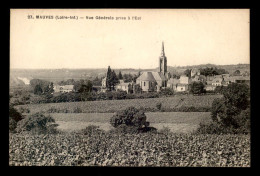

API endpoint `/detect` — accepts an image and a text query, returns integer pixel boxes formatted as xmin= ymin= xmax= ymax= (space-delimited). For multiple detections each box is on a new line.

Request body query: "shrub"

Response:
xmin=81 ymin=125 xmax=105 ymax=136
xmin=125 ymin=94 xmax=135 ymax=99
xmin=110 ymin=124 xmax=140 ymax=134
xmin=156 ymin=102 xmax=162 ymax=111
xmin=190 ymin=82 xmax=205 ymax=95
xmin=110 ymin=107 xmax=149 ymax=132
xmin=16 ymin=113 xmax=58 ymax=134
xmin=9 ymin=106 xmax=23 ymax=122
xmin=9 ymin=118 xmax=17 ymax=132
xmin=160 ymin=88 xmax=174 ymax=96
xmin=197 ymin=108 xmax=250 ymax=135
xmin=9 ymin=106 xmax=23 ymax=133
xmin=211 ymin=83 xmax=250 ymax=128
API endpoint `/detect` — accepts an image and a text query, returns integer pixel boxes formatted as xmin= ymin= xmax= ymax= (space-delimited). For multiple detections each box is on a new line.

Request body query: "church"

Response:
xmin=136 ymin=42 xmax=170 ymax=92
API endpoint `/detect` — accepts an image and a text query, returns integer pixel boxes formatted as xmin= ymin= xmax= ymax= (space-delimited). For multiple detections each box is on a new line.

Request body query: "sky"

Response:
xmin=10 ymin=9 xmax=250 ymax=69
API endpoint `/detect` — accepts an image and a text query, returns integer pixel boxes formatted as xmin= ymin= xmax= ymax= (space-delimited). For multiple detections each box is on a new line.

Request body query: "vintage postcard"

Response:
xmin=9 ymin=9 xmax=250 ymax=167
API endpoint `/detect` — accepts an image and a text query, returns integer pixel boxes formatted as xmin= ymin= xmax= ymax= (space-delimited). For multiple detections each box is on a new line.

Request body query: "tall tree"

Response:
xmin=106 ymin=66 xmax=112 ymax=91
xmin=34 ymin=85 xmax=43 ymax=95
xmin=184 ymin=69 xmax=191 ymax=78
xmin=118 ymin=71 xmax=123 ymax=79
xmin=111 ymin=70 xmax=119 ymax=90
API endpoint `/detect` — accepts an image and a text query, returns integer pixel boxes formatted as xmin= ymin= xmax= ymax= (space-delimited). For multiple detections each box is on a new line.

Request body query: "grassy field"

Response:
xmin=17 ymin=94 xmax=222 ymax=113
xmin=49 ymin=112 xmax=211 ymax=133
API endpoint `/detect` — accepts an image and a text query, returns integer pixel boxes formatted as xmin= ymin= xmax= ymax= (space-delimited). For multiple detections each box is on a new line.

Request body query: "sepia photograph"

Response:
xmin=9 ymin=9 xmax=250 ymax=167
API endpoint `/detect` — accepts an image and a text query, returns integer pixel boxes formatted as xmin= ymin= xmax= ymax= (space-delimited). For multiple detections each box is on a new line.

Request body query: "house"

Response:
xmin=167 ymin=78 xmax=180 ymax=91
xmin=212 ymin=77 xmax=224 ymax=86
xmin=179 ymin=75 xmax=191 ymax=84
xmin=232 ymin=76 xmax=250 ymax=85
xmin=136 ymin=42 xmax=168 ymax=92
xmin=101 ymin=77 xmax=107 ymax=92
xmin=167 ymin=77 xmax=190 ymax=92
xmin=192 ymin=75 xmax=206 ymax=83
xmin=115 ymin=82 xmax=133 ymax=94
xmin=176 ymin=83 xmax=189 ymax=92
xmin=54 ymin=85 xmax=74 ymax=93
xmin=226 ymin=76 xmax=250 ymax=85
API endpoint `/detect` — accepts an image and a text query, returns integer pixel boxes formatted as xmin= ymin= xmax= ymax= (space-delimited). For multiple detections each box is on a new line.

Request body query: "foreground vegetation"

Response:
xmin=16 ymin=94 xmax=220 ymax=114
xmin=9 ymin=130 xmax=250 ymax=167
xmin=9 ymin=83 xmax=250 ymax=167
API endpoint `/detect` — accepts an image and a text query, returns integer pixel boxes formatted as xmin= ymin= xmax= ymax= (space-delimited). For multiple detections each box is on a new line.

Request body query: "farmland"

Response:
xmin=9 ymin=132 xmax=250 ymax=167
xmin=16 ymin=94 xmax=222 ymax=114
xmin=50 ymin=112 xmax=211 ymax=133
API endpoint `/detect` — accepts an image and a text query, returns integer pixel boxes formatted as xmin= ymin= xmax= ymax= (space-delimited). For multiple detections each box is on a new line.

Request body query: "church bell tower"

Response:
xmin=159 ymin=42 xmax=167 ymax=75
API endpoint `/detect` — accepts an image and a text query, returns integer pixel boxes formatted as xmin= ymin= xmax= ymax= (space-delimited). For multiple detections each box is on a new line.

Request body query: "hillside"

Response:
xmin=10 ymin=64 xmax=249 ymax=86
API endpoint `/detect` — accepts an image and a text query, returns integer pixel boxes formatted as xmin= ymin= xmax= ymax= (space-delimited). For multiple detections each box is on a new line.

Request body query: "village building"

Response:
xmin=167 ymin=76 xmax=191 ymax=92
xmin=211 ymin=77 xmax=224 ymax=86
xmin=101 ymin=77 xmax=107 ymax=92
xmin=229 ymin=76 xmax=250 ymax=86
xmin=205 ymin=85 xmax=216 ymax=91
xmin=115 ymin=80 xmax=134 ymax=94
xmin=53 ymin=84 xmax=74 ymax=93
xmin=191 ymin=75 xmax=206 ymax=84
xmin=167 ymin=78 xmax=179 ymax=91
xmin=136 ymin=42 xmax=169 ymax=92
xmin=176 ymin=83 xmax=189 ymax=92
xmin=179 ymin=75 xmax=192 ymax=84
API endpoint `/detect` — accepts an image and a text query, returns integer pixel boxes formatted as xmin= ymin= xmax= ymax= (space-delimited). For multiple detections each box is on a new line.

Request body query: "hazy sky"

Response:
xmin=10 ymin=9 xmax=250 ymax=69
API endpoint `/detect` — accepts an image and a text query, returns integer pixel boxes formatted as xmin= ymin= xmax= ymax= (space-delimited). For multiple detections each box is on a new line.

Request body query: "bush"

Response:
xmin=195 ymin=122 xmax=232 ymax=134
xmin=211 ymin=83 xmax=250 ymax=128
xmin=156 ymin=102 xmax=162 ymax=111
xmin=190 ymin=82 xmax=205 ymax=95
xmin=81 ymin=125 xmax=105 ymax=136
xmin=197 ymin=107 xmax=250 ymax=135
xmin=110 ymin=107 xmax=149 ymax=132
xmin=9 ymin=106 xmax=24 ymax=133
xmin=160 ymin=88 xmax=174 ymax=96
xmin=125 ymin=94 xmax=135 ymax=99
xmin=9 ymin=118 xmax=17 ymax=132
xmin=9 ymin=106 xmax=23 ymax=122
xmin=214 ymin=86 xmax=227 ymax=94
xmin=110 ymin=124 xmax=140 ymax=134
xmin=16 ymin=113 xmax=58 ymax=134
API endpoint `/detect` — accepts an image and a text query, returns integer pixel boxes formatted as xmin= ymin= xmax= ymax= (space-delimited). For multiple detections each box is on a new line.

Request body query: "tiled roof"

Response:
xmin=136 ymin=72 xmax=167 ymax=82
xmin=212 ymin=77 xmax=223 ymax=83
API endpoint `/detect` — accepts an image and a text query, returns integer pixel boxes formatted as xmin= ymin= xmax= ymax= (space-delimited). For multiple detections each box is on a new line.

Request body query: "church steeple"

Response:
xmin=161 ymin=41 xmax=165 ymax=57
xmin=159 ymin=41 xmax=167 ymax=75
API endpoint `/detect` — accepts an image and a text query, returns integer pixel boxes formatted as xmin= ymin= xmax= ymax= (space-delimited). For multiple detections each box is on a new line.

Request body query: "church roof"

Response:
xmin=136 ymin=71 xmax=167 ymax=82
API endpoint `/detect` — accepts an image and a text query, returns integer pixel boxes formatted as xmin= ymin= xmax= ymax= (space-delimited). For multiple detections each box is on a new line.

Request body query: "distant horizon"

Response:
xmin=10 ymin=62 xmax=250 ymax=70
